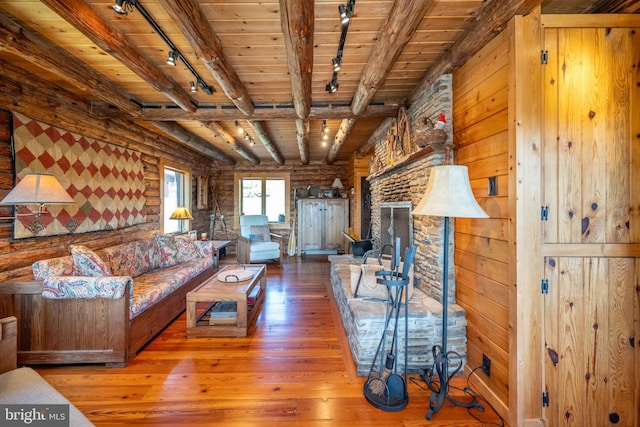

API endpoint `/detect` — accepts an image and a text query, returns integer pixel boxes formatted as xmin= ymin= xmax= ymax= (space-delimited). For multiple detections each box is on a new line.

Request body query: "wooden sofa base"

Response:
xmin=0 ymin=266 xmax=215 ymax=367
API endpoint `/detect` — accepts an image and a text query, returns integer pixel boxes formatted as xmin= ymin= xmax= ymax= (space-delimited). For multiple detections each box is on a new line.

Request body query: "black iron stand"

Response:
xmin=425 ymin=216 xmax=484 ymax=420
xmin=363 ymin=270 xmax=409 ymax=412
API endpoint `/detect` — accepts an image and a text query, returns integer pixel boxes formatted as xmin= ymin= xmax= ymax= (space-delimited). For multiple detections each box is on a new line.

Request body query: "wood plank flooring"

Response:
xmin=34 ymin=256 xmax=504 ymax=426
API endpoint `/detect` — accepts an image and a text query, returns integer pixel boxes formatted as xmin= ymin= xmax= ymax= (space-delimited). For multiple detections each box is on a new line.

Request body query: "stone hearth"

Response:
xmin=329 ymin=255 xmax=467 ymax=376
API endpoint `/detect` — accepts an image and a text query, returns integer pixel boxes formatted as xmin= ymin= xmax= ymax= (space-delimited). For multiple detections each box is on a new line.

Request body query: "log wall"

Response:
xmin=0 ymin=78 xmax=216 ymax=282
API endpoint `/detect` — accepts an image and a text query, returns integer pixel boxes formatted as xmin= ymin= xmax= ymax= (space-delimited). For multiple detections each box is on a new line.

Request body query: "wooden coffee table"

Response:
xmin=186 ymin=264 xmax=266 ymax=338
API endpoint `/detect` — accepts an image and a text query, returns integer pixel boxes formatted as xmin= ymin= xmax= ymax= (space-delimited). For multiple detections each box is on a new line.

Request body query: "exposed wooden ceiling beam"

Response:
xmin=280 ymin=0 xmax=314 ymax=119
xmin=408 ymin=0 xmax=541 ymax=104
xmin=326 ymin=118 xmax=357 ymax=164
xmin=100 ymin=104 xmax=400 ymax=121
xmin=40 ymin=0 xmax=196 ymax=112
xmin=247 ymin=121 xmax=285 ymax=165
xmin=0 ymin=11 xmax=141 ymax=117
xmin=200 ymin=121 xmax=260 ymax=164
xmin=158 ymin=0 xmax=254 ymax=116
xmin=150 ymin=121 xmax=236 ymax=165
xmin=295 ymin=119 xmax=310 ymax=165
xmin=350 ymin=0 xmax=434 ymax=116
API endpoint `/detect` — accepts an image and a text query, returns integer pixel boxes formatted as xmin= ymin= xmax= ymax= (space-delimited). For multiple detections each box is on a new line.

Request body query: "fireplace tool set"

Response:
xmin=363 ymin=241 xmax=416 ymax=412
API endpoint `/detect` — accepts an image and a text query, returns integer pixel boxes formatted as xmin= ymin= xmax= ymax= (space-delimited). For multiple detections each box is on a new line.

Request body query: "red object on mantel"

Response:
xmin=435 ymin=113 xmax=446 ymax=129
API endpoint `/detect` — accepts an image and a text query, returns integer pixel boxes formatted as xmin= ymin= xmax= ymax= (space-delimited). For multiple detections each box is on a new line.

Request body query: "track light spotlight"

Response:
xmin=190 ymin=81 xmax=197 ymax=93
xmin=167 ymin=50 xmax=177 ymax=66
xmin=244 ymin=133 xmax=250 ymax=141
xmin=199 ymin=83 xmax=215 ymax=95
xmin=235 ymin=121 xmax=244 ymax=135
xmin=325 ymin=72 xmax=339 ymax=93
xmin=339 ymin=4 xmax=349 ymax=24
xmin=112 ymin=0 xmax=134 ymax=15
xmin=332 ymin=57 xmax=341 ymax=72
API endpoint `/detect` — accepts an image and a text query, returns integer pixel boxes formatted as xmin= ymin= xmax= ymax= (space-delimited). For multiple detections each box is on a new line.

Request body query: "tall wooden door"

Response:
xmin=541 ymin=22 xmax=639 ymax=427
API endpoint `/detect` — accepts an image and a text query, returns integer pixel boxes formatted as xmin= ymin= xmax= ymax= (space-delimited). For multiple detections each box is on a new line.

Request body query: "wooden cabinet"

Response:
xmin=297 ymin=199 xmax=348 ymax=255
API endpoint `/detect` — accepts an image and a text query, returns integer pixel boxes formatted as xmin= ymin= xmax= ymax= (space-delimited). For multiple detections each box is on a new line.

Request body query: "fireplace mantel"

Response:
xmin=367 ymin=145 xmax=439 ymax=182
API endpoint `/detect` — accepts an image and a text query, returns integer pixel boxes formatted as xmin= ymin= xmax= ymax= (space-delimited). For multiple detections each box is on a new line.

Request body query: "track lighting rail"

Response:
xmin=326 ymin=0 xmax=356 ymax=93
xmin=112 ymin=0 xmax=216 ymax=95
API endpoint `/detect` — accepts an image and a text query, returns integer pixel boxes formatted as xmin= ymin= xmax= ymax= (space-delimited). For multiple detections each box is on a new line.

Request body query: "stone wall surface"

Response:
xmin=330 ymin=256 xmax=467 ymax=376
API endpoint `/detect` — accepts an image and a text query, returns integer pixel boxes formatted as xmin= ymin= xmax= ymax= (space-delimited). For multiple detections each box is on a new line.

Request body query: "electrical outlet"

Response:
xmin=482 ymin=353 xmax=492 ymax=377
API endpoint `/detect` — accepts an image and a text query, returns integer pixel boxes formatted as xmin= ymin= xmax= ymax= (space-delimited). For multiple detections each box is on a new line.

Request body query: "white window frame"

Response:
xmin=234 ymin=172 xmax=290 ymax=229
xmin=160 ymin=160 xmax=192 ymax=234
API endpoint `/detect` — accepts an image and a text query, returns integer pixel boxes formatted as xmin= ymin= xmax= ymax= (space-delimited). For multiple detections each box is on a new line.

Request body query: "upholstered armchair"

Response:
xmin=237 ymin=215 xmax=283 ymax=264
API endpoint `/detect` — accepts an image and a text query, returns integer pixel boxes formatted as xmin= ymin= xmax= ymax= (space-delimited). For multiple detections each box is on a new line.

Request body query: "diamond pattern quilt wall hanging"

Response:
xmin=11 ymin=112 xmax=147 ymax=239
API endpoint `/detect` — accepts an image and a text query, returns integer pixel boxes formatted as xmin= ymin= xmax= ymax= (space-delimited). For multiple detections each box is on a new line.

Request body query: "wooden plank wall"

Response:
xmin=452 ymin=27 xmax=511 ymax=418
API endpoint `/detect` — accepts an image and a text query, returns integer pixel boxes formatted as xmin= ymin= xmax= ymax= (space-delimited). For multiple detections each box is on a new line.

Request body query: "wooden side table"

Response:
xmin=186 ymin=264 xmax=266 ymax=338
xmin=210 ymin=240 xmax=231 ymax=269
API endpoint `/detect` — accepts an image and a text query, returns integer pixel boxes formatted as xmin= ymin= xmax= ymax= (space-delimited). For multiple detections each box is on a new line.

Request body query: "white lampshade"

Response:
xmin=332 ymin=178 xmax=344 ymax=189
xmin=0 ymin=173 xmax=75 ymax=205
xmin=169 ymin=206 xmax=193 ymax=220
xmin=412 ymin=165 xmax=488 ymax=218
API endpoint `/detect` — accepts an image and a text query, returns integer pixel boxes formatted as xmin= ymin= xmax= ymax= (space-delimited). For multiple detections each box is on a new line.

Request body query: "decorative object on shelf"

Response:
xmin=414 ymin=115 xmax=448 ymax=150
xmin=412 ymin=164 xmax=488 ymax=420
xmin=170 ymin=206 xmax=192 ymax=233
xmin=332 ymin=178 xmax=344 ymax=197
xmin=0 ymin=173 xmax=75 ymax=220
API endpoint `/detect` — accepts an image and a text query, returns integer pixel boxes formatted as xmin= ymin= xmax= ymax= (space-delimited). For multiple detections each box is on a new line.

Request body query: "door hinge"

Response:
xmin=541 ymin=50 xmax=548 ymax=64
xmin=541 ymin=205 xmax=549 ymax=221
xmin=541 ymin=279 xmax=549 ymax=294
xmin=542 ymin=391 xmax=550 ymax=407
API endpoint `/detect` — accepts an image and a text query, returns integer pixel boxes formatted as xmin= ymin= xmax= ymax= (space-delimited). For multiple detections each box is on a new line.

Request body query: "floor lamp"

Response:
xmin=412 ymin=165 xmax=488 ymax=420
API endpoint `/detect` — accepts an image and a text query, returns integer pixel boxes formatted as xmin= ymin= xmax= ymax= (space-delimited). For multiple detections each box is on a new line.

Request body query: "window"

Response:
xmin=161 ymin=163 xmax=192 ymax=233
xmin=235 ymin=173 xmax=289 ymax=225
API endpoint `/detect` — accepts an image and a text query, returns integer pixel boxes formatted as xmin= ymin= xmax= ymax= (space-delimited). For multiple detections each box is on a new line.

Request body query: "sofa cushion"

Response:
xmin=32 ymin=256 xmax=74 ymax=280
xmin=154 ymin=233 xmax=179 ymax=268
xmin=71 ymin=245 xmax=112 ymax=276
xmin=129 ymin=257 xmax=213 ymax=318
xmin=175 ymin=235 xmax=202 ymax=263
xmin=101 ymin=240 xmax=152 ymax=278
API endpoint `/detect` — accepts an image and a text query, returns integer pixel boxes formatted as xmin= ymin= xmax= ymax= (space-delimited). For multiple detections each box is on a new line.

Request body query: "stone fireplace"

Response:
xmin=327 ymin=75 xmax=468 ymax=376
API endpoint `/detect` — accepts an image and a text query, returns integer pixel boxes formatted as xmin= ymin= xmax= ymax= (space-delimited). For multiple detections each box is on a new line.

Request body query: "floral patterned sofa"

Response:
xmin=6 ymin=233 xmax=216 ymax=367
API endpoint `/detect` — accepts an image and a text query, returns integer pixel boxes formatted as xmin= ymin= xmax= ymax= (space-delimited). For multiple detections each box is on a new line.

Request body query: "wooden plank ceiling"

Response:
xmin=0 ymin=0 xmax=637 ymax=165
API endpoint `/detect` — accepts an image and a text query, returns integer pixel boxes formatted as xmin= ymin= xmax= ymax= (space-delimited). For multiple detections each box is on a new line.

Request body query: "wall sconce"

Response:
xmin=169 ymin=206 xmax=193 ymax=233
xmin=0 ymin=173 xmax=75 ymax=220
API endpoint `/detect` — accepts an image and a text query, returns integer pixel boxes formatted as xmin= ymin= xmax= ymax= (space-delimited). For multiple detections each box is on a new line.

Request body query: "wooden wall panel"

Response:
xmin=452 ymin=16 xmax=511 ymax=420
xmin=542 ymin=19 xmax=640 ymax=427
xmin=544 ymin=257 xmax=637 ymax=426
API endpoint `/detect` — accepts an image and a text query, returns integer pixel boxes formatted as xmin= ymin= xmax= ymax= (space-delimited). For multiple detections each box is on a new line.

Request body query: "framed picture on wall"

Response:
xmin=197 ymin=176 xmax=208 ymax=209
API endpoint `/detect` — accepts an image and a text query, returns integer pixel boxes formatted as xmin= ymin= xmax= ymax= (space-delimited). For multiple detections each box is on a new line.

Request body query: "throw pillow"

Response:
xmin=71 ymin=245 xmax=112 ymax=277
xmin=153 ymin=233 xmax=179 ymax=268
xmin=249 ymin=225 xmax=271 ymax=242
xmin=175 ymin=235 xmax=202 ymax=263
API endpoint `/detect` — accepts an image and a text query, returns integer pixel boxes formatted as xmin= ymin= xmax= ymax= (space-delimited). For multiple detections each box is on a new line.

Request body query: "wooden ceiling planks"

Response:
xmin=0 ymin=0 xmax=633 ymax=164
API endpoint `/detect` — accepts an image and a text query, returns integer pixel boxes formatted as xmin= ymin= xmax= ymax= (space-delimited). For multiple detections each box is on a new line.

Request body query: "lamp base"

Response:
xmin=424 ymin=345 xmax=484 ymax=420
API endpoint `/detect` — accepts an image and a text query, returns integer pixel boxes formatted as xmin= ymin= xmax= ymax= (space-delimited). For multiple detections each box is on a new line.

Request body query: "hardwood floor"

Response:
xmin=34 ymin=256 xmax=504 ymax=426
